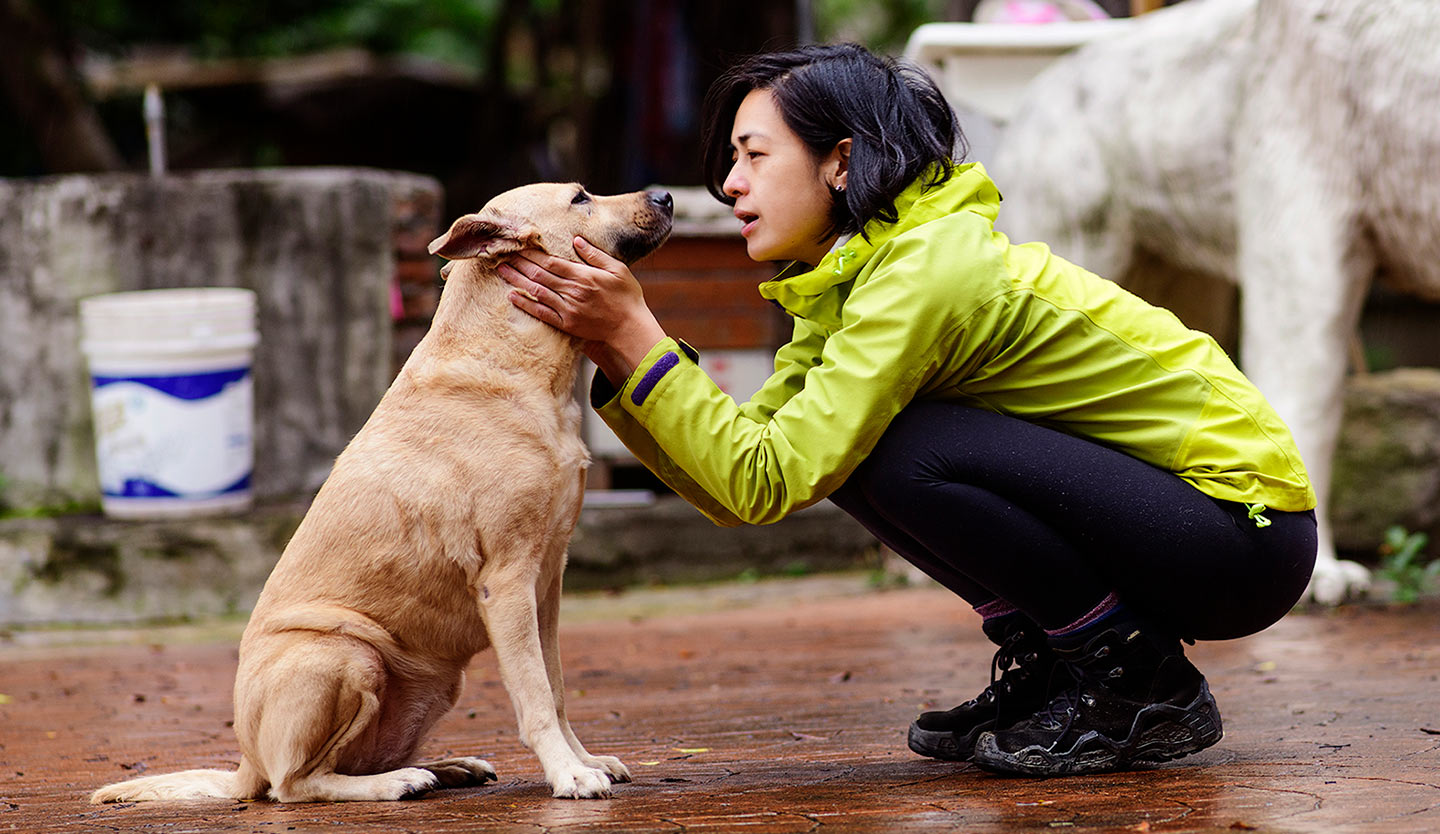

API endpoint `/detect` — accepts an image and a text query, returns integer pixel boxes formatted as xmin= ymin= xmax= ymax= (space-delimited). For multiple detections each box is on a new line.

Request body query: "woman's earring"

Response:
xmin=831 ymin=183 xmax=846 ymax=194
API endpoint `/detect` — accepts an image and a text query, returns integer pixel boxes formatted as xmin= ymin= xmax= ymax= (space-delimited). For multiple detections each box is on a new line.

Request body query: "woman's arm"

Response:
xmin=588 ymin=317 xmax=831 ymax=526
xmin=598 ymin=235 xmax=973 ymax=525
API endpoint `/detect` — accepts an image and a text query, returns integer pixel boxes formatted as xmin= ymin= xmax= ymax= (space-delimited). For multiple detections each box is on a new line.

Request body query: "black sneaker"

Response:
xmin=972 ymin=625 xmax=1223 ymax=776
xmin=907 ymin=617 xmax=1065 ymax=762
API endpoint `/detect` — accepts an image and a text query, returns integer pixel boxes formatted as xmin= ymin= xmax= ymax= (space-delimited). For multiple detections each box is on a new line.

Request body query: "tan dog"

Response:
xmin=90 ymin=183 xmax=673 ymax=803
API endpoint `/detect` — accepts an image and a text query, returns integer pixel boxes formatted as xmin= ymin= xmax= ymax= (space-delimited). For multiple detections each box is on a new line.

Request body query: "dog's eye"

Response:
xmin=571 ymin=191 xmax=591 ymax=206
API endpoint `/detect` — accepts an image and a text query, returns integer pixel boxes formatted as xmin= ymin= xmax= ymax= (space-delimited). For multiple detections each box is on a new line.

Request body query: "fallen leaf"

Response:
xmin=1132 ymin=822 xmax=1152 ymax=832
xmin=1254 ymin=661 xmax=1277 ymax=673
xmin=1229 ymin=822 xmax=1258 ymax=831
xmin=1420 ymin=727 xmax=1440 ymax=735
xmin=829 ymin=671 xmax=853 ymax=683
xmin=44 ymin=731 xmax=57 ymax=739
xmin=0 ymin=694 xmax=11 ymax=704
xmin=789 ymin=731 xmax=826 ymax=741
xmin=673 ymin=747 xmax=709 ymax=754
xmin=637 ymin=761 xmax=661 ymax=766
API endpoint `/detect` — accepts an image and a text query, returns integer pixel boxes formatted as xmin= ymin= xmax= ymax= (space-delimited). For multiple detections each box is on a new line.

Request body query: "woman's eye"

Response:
xmin=571 ymin=191 xmax=591 ymax=205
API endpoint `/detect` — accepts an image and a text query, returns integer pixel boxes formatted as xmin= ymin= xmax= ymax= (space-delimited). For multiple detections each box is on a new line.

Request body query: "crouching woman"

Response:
xmin=497 ymin=43 xmax=1317 ymax=776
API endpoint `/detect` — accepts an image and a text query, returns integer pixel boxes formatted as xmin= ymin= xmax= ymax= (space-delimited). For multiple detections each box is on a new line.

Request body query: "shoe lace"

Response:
xmin=1033 ymin=644 xmax=1123 ymax=733
xmin=974 ymin=630 xmax=1039 ymax=709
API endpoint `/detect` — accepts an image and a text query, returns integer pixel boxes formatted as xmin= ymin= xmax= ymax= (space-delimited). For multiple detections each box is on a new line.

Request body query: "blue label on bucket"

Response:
xmin=115 ymin=473 xmax=252 ymax=499
xmin=90 ymin=367 xmax=254 ymax=501
xmin=92 ymin=367 xmax=251 ymax=400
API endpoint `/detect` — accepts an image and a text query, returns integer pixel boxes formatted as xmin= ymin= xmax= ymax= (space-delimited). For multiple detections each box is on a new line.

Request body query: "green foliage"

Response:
xmin=53 ymin=0 xmax=950 ymax=78
xmin=815 ymin=0 xmax=950 ymax=54
xmin=1377 ymin=525 xmax=1438 ymax=604
xmin=53 ymin=0 xmax=509 ymax=70
xmin=866 ymin=566 xmax=911 ymax=590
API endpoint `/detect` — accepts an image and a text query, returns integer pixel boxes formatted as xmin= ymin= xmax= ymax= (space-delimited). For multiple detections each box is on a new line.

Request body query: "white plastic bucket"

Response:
xmin=79 ymin=288 xmax=258 ymax=519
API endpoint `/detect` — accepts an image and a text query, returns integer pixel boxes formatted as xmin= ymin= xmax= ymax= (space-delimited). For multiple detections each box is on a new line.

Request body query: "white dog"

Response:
xmin=992 ymin=0 xmax=1440 ymax=603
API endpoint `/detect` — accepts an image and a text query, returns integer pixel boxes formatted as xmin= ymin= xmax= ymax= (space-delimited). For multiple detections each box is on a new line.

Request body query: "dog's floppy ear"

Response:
xmin=427 ymin=213 xmax=537 ymax=260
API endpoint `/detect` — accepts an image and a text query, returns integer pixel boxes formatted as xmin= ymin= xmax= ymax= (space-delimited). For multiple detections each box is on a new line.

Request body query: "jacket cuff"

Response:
xmin=588 ymin=339 xmax=699 ymax=411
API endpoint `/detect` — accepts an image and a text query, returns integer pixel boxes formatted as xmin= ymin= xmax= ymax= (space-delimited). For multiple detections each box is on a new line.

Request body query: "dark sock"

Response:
xmin=1045 ymin=593 xmax=1181 ymax=657
xmin=974 ymin=600 xmax=1035 ymax=645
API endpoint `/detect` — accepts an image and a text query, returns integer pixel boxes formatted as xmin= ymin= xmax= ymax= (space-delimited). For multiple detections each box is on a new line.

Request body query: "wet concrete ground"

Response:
xmin=2 ymin=574 xmax=1438 ymax=833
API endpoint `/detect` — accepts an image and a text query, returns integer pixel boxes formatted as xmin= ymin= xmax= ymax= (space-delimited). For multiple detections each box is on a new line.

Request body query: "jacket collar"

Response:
xmin=758 ymin=162 xmax=1001 ymax=328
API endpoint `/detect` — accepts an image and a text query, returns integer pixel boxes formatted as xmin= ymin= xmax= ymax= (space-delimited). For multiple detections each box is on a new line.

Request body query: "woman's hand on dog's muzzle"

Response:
xmin=499 ymin=238 xmax=667 ymax=386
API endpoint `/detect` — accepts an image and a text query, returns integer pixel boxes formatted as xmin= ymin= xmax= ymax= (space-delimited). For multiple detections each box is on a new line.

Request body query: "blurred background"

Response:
xmin=4 ymin=0 xmax=1436 ymax=626
xmin=0 ymin=0 xmax=1156 ymax=216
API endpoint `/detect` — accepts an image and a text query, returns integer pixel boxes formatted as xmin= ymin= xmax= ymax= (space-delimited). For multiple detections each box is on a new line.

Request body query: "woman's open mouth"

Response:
xmin=735 ymin=210 xmax=759 ymax=237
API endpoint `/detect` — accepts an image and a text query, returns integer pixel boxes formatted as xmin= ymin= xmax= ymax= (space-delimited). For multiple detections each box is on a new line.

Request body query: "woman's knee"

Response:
xmin=1159 ymin=510 xmax=1318 ymax=641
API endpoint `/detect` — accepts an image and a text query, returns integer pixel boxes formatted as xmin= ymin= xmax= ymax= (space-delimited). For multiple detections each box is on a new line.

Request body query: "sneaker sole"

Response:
xmin=971 ymin=683 xmax=1224 ymax=777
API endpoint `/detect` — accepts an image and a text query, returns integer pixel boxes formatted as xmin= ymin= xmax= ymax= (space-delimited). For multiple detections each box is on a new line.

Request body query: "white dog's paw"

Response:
xmin=582 ymin=754 xmax=631 ymax=784
xmin=1305 ymin=557 xmax=1372 ymax=605
xmin=549 ymin=765 xmax=612 ymax=799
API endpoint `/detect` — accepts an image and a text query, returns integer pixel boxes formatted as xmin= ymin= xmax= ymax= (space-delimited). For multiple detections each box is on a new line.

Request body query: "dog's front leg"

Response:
xmin=1234 ymin=92 xmax=1375 ymax=604
xmin=538 ymin=555 xmax=631 ymax=784
xmin=479 ymin=571 xmax=613 ymax=799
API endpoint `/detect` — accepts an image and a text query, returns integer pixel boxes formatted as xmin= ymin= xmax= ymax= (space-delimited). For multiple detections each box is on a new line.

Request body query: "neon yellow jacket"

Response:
xmin=594 ymin=163 xmax=1315 ymax=526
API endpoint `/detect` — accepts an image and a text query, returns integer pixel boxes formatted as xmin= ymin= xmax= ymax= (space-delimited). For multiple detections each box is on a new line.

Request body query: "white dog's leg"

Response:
xmin=1234 ymin=111 xmax=1375 ymax=605
xmin=537 ymin=556 xmax=631 ymax=784
xmin=480 ymin=570 xmax=612 ymax=799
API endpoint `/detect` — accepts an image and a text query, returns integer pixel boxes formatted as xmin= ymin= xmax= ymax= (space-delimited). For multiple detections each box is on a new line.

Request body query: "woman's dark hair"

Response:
xmin=700 ymin=42 xmax=965 ymax=240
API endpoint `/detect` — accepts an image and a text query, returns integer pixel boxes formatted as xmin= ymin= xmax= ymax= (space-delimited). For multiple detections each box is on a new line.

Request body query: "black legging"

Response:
xmin=829 ymin=402 xmax=1317 ymax=641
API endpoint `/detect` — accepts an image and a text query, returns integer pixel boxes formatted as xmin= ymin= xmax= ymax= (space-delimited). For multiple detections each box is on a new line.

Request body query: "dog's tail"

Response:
xmin=91 ymin=759 xmax=265 ymax=803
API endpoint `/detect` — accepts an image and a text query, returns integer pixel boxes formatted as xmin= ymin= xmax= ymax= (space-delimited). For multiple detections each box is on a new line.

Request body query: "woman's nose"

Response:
xmin=723 ymin=165 xmax=746 ymax=199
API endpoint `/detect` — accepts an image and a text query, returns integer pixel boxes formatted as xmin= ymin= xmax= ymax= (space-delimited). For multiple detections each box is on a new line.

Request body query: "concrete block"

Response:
xmin=1331 ymin=368 xmax=1440 ymax=553
xmin=0 ymin=168 xmax=442 ymax=513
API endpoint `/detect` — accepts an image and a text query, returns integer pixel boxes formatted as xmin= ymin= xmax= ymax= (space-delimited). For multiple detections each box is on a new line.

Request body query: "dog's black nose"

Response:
xmin=647 ymin=190 xmax=673 ymax=211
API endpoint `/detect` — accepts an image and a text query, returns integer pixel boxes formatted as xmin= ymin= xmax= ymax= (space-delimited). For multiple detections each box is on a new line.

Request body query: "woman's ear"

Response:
xmin=827 ymin=138 xmax=852 ymax=191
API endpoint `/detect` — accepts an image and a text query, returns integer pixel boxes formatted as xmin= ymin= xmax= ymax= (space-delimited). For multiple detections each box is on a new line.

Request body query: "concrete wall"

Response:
xmin=0 ymin=168 xmax=442 ymax=512
xmin=0 ymin=498 xmax=879 ymax=626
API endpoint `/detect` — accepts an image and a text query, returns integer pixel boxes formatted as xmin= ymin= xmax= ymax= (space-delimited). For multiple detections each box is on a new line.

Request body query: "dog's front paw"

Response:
xmin=1305 ymin=558 xmax=1371 ymax=605
xmin=384 ymin=767 xmax=442 ymax=801
xmin=582 ymin=754 xmax=631 ymax=784
xmin=420 ymin=757 xmax=498 ymax=788
xmin=549 ymin=765 xmax=612 ymax=799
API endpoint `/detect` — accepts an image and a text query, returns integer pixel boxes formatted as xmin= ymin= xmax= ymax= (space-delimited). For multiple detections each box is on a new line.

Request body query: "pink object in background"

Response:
xmin=390 ymin=280 xmax=404 ymax=320
xmin=978 ymin=0 xmax=1110 ymax=24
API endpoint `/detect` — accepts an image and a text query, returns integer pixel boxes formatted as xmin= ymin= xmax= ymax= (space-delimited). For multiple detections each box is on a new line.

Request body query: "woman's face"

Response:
xmin=723 ymin=88 xmax=848 ymax=265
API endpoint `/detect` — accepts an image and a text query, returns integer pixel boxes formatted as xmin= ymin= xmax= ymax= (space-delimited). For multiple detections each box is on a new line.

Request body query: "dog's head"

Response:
xmin=427 ymin=183 xmax=674 ymax=267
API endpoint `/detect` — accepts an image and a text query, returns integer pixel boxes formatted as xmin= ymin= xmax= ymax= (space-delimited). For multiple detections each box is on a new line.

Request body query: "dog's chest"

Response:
xmin=539 ymin=394 xmax=588 ymax=468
